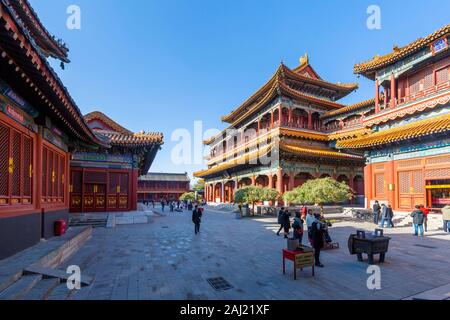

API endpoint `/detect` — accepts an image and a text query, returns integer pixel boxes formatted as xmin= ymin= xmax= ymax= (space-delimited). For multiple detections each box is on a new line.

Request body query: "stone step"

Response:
xmin=403 ymin=283 xmax=450 ymax=300
xmin=46 ymin=283 xmax=74 ymax=301
xmin=21 ymin=278 xmax=60 ymax=300
xmin=0 ymin=275 xmax=42 ymax=300
xmin=24 ymin=265 xmax=93 ymax=287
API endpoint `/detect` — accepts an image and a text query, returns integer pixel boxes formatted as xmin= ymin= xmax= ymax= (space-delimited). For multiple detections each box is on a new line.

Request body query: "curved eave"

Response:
xmin=194 ymin=145 xmax=272 ymax=178
xmin=6 ymin=0 xmax=69 ymax=62
xmin=280 ymin=128 xmax=329 ymax=142
xmin=336 ymin=114 xmax=450 ymax=149
xmin=222 ymin=63 xmax=357 ymax=124
xmin=279 ymin=142 xmax=364 ymax=161
xmin=321 ymin=98 xmax=376 ymax=120
xmin=0 ymin=3 xmax=103 ymax=146
xmin=354 ymin=24 xmax=450 ymax=76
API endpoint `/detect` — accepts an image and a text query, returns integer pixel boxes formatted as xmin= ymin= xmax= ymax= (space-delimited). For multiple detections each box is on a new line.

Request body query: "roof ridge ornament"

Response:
xmin=300 ymin=53 xmax=309 ymax=65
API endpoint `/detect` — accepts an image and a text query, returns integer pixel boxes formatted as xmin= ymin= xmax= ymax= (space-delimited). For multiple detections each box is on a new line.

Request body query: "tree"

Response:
xmin=192 ymin=179 xmax=205 ymax=192
xmin=284 ymin=177 xmax=353 ymax=213
xmin=234 ymin=186 xmax=279 ymax=215
xmin=179 ymin=192 xmax=202 ymax=202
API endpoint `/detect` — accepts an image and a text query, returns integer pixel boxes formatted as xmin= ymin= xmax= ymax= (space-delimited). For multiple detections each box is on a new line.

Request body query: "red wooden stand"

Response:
xmin=282 ymin=248 xmax=315 ymax=280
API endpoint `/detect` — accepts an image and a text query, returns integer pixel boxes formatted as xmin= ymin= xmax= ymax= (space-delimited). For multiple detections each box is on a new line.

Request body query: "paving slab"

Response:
xmin=56 ymin=206 xmax=450 ymax=300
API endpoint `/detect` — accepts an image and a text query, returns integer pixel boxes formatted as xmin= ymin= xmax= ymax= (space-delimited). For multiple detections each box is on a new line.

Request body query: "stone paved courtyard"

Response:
xmin=60 ymin=207 xmax=450 ymax=300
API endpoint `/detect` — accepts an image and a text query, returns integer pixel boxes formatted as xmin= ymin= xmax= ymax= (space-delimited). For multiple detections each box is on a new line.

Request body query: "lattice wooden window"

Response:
xmin=375 ymin=173 xmax=385 ymax=197
xmin=398 ymin=159 xmax=422 ymax=168
xmin=409 ymin=72 xmax=422 ymax=94
xmin=109 ymin=173 xmax=118 ymax=194
xmin=120 ymin=173 xmax=129 ymax=194
xmin=426 ymin=156 xmax=450 ymax=165
xmin=424 ymin=68 xmax=434 ymax=89
xmin=0 ymin=120 xmax=33 ymax=206
xmin=436 ymin=67 xmax=449 ymax=85
xmin=42 ymin=145 xmax=66 ymax=204
xmin=426 ymin=168 xmax=450 ymax=179
xmin=399 ymin=172 xmax=410 ymax=194
xmin=23 ymin=136 xmax=32 ymax=200
xmin=0 ymin=122 xmax=9 ymax=202
xmin=11 ymin=130 xmax=21 ymax=197
xmin=399 ymin=170 xmax=424 ymax=194
xmin=412 ymin=171 xmax=424 ymax=194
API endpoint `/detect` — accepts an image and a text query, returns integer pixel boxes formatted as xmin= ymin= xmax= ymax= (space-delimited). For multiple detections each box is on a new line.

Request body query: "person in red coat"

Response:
xmin=419 ymin=205 xmax=430 ymax=232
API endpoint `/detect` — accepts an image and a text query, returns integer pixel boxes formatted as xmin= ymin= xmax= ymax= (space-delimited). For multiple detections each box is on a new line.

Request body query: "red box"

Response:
xmin=54 ymin=219 xmax=67 ymax=236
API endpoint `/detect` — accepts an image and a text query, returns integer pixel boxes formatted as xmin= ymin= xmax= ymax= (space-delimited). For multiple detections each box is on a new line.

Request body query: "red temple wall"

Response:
xmin=364 ymin=154 xmax=450 ymax=211
xmin=0 ymin=112 xmax=70 ymax=260
xmin=69 ymin=167 xmax=138 ymax=213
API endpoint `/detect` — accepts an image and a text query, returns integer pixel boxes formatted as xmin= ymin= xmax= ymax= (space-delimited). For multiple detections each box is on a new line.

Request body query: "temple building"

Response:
xmin=0 ymin=1 xmax=162 ymax=259
xmin=70 ymin=112 xmax=163 ymax=213
xmin=195 ymin=55 xmax=367 ymax=204
xmin=338 ymin=24 xmax=450 ymax=211
xmin=137 ymin=172 xmax=191 ymax=203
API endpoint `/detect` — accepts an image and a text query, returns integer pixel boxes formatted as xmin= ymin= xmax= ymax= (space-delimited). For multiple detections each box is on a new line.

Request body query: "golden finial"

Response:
xmin=299 ymin=53 xmax=309 ymax=65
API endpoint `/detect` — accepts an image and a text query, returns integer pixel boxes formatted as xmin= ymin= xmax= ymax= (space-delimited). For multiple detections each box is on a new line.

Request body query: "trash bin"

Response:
xmin=54 ymin=219 xmax=67 ymax=236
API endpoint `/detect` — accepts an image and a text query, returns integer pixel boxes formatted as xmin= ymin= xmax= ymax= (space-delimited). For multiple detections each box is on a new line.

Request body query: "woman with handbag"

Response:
xmin=292 ymin=212 xmax=304 ymax=245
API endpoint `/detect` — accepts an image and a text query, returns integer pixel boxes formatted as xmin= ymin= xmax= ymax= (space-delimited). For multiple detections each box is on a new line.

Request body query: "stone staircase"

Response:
xmin=69 ymin=214 xmax=108 ymax=228
xmin=0 ymin=227 xmax=93 ymax=300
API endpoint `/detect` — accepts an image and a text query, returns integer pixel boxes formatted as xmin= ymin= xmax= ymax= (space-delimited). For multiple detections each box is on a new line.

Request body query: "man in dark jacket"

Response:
xmin=282 ymin=209 xmax=292 ymax=239
xmin=373 ymin=201 xmax=381 ymax=225
xmin=311 ymin=214 xmax=325 ymax=268
xmin=276 ymin=208 xmax=285 ymax=236
xmin=411 ymin=205 xmax=425 ymax=237
xmin=192 ymin=205 xmax=202 ymax=235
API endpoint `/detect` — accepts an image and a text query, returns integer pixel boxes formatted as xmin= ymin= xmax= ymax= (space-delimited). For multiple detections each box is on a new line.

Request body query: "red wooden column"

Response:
xmin=390 ymin=74 xmax=397 ymax=108
xmin=288 ymin=108 xmax=293 ymax=124
xmin=349 ymin=174 xmax=354 ymax=205
xmin=35 ymin=132 xmax=43 ymax=211
xmin=386 ymin=161 xmax=396 ymax=210
xmin=251 ymin=176 xmax=256 ymax=186
xmin=268 ymin=174 xmax=273 ymax=189
xmin=289 ymin=172 xmax=295 ymax=191
xmin=131 ymin=169 xmax=139 ymax=211
xmin=257 ymin=118 xmax=261 ymax=134
xmin=308 ymin=111 xmax=313 ymax=130
xmin=276 ymin=168 xmax=283 ymax=195
xmin=270 ymin=111 xmax=275 ymax=128
xmin=278 ymin=105 xmax=283 ymax=126
xmin=364 ymin=164 xmax=373 ymax=209
xmin=375 ymin=79 xmax=380 ymax=113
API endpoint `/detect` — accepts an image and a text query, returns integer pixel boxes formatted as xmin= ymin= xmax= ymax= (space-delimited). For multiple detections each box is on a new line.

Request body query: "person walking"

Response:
xmin=419 ymin=205 xmax=430 ymax=232
xmin=442 ymin=205 xmax=450 ymax=233
xmin=282 ymin=209 xmax=292 ymax=239
xmin=301 ymin=205 xmax=308 ymax=220
xmin=380 ymin=204 xmax=388 ymax=228
xmin=161 ymin=199 xmax=165 ymax=212
xmin=276 ymin=207 xmax=285 ymax=236
xmin=306 ymin=209 xmax=315 ymax=245
xmin=311 ymin=214 xmax=325 ymax=268
xmin=169 ymin=201 xmax=174 ymax=212
xmin=192 ymin=205 xmax=202 ymax=235
xmin=292 ymin=212 xmax=304 ymax=245
xmin=373 ymin=201 xmax=381 ymax=225
xmin=387 ymin=204 xmax=395 ymax=228
xmin=411 ymin=205 xmax=425 ymax=237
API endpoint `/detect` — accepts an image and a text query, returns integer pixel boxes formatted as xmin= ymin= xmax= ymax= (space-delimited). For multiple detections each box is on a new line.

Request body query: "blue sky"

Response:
xmin=31 ymin=0 xmax=450 ymax=179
